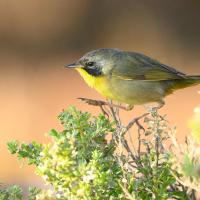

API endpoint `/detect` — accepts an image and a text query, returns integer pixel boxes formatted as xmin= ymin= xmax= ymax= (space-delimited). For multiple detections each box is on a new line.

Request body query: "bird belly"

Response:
xmin=76 ymin=68 xmax=167 ymax=105
xmin=109 ymin=78 xmax=167 ymax=105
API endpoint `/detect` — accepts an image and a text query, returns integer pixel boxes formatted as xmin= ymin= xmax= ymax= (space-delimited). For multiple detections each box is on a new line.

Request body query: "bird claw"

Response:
xmin=125 ymin=104 xmax=134 ymax=111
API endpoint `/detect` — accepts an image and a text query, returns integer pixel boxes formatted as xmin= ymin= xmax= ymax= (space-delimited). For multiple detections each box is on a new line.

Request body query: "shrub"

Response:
xmin=3 ymin=105 xmax=200 ymax=199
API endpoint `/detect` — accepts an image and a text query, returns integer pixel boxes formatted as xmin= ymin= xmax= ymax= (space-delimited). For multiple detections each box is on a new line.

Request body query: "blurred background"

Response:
xmin=1 ymin=0 xmax=200 ymax=194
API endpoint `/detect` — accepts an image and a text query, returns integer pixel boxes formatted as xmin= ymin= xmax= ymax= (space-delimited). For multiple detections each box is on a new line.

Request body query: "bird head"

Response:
xmin=66 ymin=48 xmax=121 ymax=76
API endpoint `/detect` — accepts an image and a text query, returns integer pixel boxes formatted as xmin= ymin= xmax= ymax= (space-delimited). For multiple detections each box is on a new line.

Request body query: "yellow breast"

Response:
xmin=76 ymin=68 xmax=114 ymax=99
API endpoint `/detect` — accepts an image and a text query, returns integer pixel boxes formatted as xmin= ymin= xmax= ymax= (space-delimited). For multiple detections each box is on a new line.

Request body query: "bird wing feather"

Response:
xmin=111 ymin=52 xmax=186 ymax=81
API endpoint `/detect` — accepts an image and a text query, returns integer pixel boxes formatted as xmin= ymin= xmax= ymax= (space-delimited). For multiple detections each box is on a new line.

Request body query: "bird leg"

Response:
xmin=156 ymin=100 xmax=165 ymax=110
xmin=78 ymin=98 xmax=133 ymax=111
xmin=124 ymin=104 xmax=134 ymax=111
xmin=145 ymin=100 xmax=165 ymax=112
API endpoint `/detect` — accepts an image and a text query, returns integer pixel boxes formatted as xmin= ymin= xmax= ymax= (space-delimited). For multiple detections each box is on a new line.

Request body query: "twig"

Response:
xmin=137 ymin=128 xmax=142 ymax=158
xmin=78 ymin=97 xmax=133 ymax=111
xmin=155 ymin=134 xmax=160 ymax=168
xmin=125 ymin=113 xmax=148 ymax=132
xmin=118 ymin=181 xmax=136 ymax=200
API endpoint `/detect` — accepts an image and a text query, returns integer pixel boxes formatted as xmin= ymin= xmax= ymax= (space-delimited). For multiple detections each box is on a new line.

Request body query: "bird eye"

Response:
xmin=87 ymin=62 xmax=94 ymax=67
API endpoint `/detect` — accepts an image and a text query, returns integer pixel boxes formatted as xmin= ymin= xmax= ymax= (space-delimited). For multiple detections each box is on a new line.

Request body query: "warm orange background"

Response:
xmin=1 ymin=0 xmax=200 ymax=193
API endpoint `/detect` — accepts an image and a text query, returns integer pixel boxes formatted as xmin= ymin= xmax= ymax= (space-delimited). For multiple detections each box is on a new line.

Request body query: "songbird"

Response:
xmin=66 ymin=48 xmax=200 ymax=109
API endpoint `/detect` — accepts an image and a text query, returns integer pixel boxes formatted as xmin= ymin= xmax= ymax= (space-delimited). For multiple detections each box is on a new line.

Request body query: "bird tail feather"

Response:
xmin=187 ymin=75 xmax=200 ymax=85
xmin=170 ymin=75 xmax=200 ymax=92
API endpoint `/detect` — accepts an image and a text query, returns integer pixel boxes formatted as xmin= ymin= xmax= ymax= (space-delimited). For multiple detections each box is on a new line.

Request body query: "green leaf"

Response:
xmin=49 ymin=129 xmax=59 ymax=138
xmin=7 ymin=141 xmax=19 ymax=154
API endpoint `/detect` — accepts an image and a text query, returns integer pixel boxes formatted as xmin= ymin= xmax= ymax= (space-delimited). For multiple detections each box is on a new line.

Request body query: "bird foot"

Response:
xmin=155 ymin=100 xmax=165 ymax=110
xmin=145 ymin=100 xmax=165 ymax=112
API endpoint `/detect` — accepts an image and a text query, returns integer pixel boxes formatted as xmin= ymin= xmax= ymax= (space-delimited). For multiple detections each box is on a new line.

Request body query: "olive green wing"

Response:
xmin=111 ymin=52 xmax=186 ymax=81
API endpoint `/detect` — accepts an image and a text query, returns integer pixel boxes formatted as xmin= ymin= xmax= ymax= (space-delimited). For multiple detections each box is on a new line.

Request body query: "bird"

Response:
xmin=66 ymin=48 xmax=200 ymax=109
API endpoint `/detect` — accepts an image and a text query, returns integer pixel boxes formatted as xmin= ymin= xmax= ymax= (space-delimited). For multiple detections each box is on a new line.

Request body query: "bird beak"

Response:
xmin=65 ymin=63 xmax=83 ymax=68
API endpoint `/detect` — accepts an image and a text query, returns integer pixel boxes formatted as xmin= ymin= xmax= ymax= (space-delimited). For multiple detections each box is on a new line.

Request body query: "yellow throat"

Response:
xmin=76 ymin=68 xmax=114 ymax=99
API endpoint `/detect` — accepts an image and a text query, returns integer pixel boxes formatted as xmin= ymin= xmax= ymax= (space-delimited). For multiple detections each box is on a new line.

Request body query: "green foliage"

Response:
xmin=35 ymin=107 xmax=122 ymax=199
xmin=27 ymin=186 xmax=42 ymax=200
xmin=170 ymin=106 xmax=200 ymax=195
xmin=0 ymin=185 xmax=42 ymax=200
xmin=7 ymin=140 xmax=42 ymax=165
xmin=5 ymin=106 xmax=199 ymax=199
xmin=189 ymin=107 xmax=200 ymax=144
xmin=0 ymin=185 xmax=22 ymax=200
xmin=133 ymin=154 xmax=176 ymax=199
xmin=7 ymin=107 xmax=123 ymax=199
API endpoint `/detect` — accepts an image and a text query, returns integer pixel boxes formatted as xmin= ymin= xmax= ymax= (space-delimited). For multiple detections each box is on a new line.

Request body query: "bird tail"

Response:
xmin=170 ymin=75 xmax=200 ymax=92
xmin=187 ymin=75 xmax=200 ymax=85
